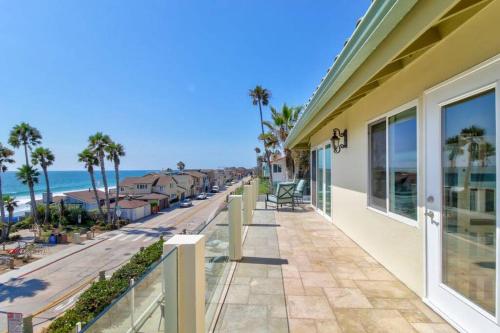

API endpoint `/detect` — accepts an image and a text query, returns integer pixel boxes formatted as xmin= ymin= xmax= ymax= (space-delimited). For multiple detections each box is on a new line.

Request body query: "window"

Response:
xmin=368 ymin=106 xmax=418 ymax=222
xmin=273 ymin=164 xmax=282 ymax=173
xmin=137 ymin=184 xmax=147 ymax=190
xmin=470 ymin=189 xmax=477 ymax=211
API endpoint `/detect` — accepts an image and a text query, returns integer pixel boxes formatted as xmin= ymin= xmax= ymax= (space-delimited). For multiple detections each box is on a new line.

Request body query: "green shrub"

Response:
xmin=11 ymin=217 xmax=32 ymax=232
xmin=47 ymin=239 xmax=164 ymax=332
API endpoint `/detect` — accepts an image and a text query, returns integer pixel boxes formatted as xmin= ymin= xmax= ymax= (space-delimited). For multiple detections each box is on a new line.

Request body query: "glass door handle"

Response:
xmin=425 ymin=210 xmax=439 ymax=225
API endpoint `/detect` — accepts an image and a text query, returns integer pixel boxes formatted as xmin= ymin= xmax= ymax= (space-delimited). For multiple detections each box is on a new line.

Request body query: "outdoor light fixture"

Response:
xmin=331 ymin=128 xmax=348 ymax=153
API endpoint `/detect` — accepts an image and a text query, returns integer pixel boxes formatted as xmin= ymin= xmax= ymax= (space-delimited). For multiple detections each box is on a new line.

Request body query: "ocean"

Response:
xmin=1 ymin=170 xmax=158 ymax=214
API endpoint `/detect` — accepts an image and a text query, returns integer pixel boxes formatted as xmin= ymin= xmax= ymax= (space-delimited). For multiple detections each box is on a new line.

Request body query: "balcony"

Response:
xmin=78 ymin=179 xmax=456 ymax=333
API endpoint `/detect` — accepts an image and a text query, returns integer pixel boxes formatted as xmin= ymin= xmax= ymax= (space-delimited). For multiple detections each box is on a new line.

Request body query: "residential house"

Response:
xmin=285 ymin=1 xmax=500 ymax=331
xmin=110 ymin=198 xmax=151 ymax=222
xmin=186 ymin=170 xmax=210 ymax=193
xmin=64 ymin=189 xmax=107 ymax=212
xmin=164 ymin=172 xmax=195 ymax=198
xmin=118 ymin=174 xmax=159 ymax=196
xmin=270 ymin=156 xmax=288 ymax=183
xmin=151 ymin=174 xmax=179 ymax=203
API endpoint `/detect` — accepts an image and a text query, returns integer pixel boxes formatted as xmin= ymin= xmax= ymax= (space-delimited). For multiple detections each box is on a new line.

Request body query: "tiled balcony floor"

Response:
xmin=215 ymin=203 xmax=457 ymax=333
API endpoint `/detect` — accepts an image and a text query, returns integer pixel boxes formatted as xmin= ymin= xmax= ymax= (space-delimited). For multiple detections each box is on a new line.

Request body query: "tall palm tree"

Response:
xmin=106 ymin=142 xmax=125 ymax=224
xmin=0 ymin=144 xmax=15 ymax=239
xmin=2 ymin=195 xmax=18 ymax=241
xmin=16 ymin=165 xmax=39 ymax=228
xmin=88 ymin=132 xmax=112 ymax=224
xmin=9 ymin=123 xmax=42 ymax=223
xmin=262 ymin=104 xmax=302 ymax=179
xmin=177 ymin=161 xmax=185 ymax=171
xmin=32 ymin=147 xmax=55 ymax=224
xmin=78 ymin=148 xmax=106 ymax=220
xmin=249 ymin=85 xmax=273 ymax=185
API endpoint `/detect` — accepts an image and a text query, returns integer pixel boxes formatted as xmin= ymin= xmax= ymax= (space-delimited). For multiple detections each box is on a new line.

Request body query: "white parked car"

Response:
xmin=180 ymin=199 xmax=193 ymax=208
xmin=211 ymin=185 xmax=219 ymax=193
xmin=196 ymin=192 xmax=208 ymax=200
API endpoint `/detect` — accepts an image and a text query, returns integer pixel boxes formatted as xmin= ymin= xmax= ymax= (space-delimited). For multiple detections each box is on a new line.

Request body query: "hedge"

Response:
xmin=47 ymin=239 xmax=164 ymax=333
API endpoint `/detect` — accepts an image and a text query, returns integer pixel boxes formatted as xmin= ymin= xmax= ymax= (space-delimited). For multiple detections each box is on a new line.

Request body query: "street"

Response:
xmin=0 ymin=182 xmax=242 ymax=330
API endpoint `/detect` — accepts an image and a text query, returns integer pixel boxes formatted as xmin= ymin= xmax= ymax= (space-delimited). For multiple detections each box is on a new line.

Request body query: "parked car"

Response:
xmin=196 ymin=193 xmax=208 ymax=200
xmin=211 ymin=185 xmax=219 ymax=193
xmin=180 ymin=199 xmax=193 ymax=208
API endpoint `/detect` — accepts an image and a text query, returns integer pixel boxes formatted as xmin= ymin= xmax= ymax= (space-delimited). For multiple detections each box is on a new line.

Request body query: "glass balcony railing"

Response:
xmin=81 ymin=198 xmax=234 ymax=333
xmin=81 ymin=247 xmax=178 ymax=333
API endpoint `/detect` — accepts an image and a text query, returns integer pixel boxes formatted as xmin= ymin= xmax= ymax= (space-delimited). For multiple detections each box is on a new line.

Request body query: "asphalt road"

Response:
xmin=0 ymin=181 xmax=243 ymax=330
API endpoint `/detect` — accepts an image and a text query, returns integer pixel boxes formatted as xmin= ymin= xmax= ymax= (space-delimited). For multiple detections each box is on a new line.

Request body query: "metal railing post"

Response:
xmin=130 ymin=278 xmax=135 ymax=329
xmin=165 ymin=235 xmax=206 ymax=333
xmin=228 ymin=195 xmax=242 ymax=261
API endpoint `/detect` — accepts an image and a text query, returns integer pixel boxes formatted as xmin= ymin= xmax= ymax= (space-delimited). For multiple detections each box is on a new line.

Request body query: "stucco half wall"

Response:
xmin=309 ymin=1 xmax=500 ymax=296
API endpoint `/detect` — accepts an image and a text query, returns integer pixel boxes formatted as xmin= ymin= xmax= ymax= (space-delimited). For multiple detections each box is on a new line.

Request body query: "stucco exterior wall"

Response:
xmin=309 ymin=2 xmax=500 ymax=296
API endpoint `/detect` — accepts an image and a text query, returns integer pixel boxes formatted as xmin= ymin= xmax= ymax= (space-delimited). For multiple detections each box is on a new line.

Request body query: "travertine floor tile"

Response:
xmin=287 ymin=295 xmax=335 ymax=319
xmin=323 ymin=287 xmax=373 ymax=309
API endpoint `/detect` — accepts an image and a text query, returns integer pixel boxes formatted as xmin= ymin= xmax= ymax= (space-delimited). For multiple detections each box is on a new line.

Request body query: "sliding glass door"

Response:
xmin=312 ymin=142 xmax=332 ymax=217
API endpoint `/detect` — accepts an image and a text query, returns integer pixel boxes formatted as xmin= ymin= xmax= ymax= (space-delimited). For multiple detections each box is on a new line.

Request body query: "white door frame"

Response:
xmin=424 ymin=55 xmax=500 ymax=332
xmin=311 ymin=140 xmax=333 ymax=218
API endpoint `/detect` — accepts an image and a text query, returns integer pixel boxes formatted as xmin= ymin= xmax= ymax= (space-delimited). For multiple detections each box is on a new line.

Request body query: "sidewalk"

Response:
xmin=0 ymin=233 xmax=109 ymax=284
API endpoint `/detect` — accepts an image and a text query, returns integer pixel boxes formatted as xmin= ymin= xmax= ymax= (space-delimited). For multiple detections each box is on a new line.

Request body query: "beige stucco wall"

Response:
xmin=309 ymin=1 xmax=500 ymax=296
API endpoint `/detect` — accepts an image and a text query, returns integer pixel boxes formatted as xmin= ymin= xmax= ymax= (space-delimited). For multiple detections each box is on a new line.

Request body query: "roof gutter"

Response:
xmin=285 ymin=0 xmax=417 ymax=148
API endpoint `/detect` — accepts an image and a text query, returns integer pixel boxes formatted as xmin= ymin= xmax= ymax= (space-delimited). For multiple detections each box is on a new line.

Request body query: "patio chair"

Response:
xmin=265 ymin=182 xmax=296 ymax=211
xmin=293 ymin=179 xmax=306 ymax=204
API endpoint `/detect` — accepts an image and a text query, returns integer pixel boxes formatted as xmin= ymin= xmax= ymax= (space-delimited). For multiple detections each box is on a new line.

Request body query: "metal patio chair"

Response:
xmin=265 ymin=182 xmax=296 ymax=211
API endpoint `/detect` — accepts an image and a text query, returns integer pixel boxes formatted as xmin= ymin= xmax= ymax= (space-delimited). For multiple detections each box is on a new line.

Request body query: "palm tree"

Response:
xmin=249 ymin=85 xmax=273 ymax=185
xmin=3 ymin=195 xmax=18 ymax=241
xmin=31 ymin=147 xmax=55 ymax=224
xmin=177 ymin=161 xmax=185 ymax=171
xmin=88 ymin=132 xmax=112 ymax=224
xmin=78 ymin=148 xmax=106 ymax=220
xmin=16 ymin=165 xmax=39 ymax=228
xmin=262 ymin=104 xmax=302 ymax=179
xmin=106 ymin=142 xmax=125 ymax=224
xmin=9 ymin=123 xmax=42 ymax=223
xmin=447 ymin=126 xmax=495 ymax=223
xmin=0 ymin=143 xmax=15 ymax=238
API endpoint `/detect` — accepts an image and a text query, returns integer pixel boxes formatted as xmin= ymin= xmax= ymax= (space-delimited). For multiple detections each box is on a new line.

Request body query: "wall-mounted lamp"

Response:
xmin=331 ymin=128 xmax=348 ymax=153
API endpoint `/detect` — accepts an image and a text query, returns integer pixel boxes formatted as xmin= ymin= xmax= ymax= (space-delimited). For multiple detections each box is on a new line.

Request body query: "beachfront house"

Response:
xmin=117 ymin=174 xmax=159 ymax=196
xmin=151 ymin=174 xmax=179 ymax=203
xmin=63 ymin=189 xmax=107 ymax=212
xmin=165 ymin=172 xmax=196 ymax=198
xmin=110 ymin=197 xmax=151 ymax=222
xmin=186 ymin=170 xmax=210 ymax=193
xmin=284 ymin=0 xmax=500 ymax=331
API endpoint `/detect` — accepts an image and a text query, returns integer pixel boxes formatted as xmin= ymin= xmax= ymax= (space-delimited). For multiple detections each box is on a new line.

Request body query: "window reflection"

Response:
xmin=441 ymin=89 xmax=496 ymax=315
xmin=389 ymin=108 xmax=417 ymax=220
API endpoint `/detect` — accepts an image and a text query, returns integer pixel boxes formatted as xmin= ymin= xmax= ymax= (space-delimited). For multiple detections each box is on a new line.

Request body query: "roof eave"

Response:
xmin=285 ymin=0 xmax=417 ymax=149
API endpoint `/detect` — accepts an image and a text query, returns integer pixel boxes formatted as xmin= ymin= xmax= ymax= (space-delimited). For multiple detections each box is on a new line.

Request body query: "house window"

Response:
xmin=137 ymin=184 xmax=147 ymax=190
xmin=368 ymin=105 xmax=418 ymax=222
xmin=470 ymin=189 xmax=477 ymax=211
xmin=273 ymin=164 xmax=282 ymax=173
xmin=485 ymin=189 xmax=495 ymax=212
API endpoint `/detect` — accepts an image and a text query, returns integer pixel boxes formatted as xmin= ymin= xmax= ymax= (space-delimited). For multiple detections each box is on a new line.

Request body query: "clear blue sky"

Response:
xmin=0 ymin=0 xmax=370 ymax=170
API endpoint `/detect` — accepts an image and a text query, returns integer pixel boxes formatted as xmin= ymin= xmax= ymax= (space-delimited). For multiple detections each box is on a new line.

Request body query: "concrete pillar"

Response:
xmin=228 ymin=195 xmax=242 ymax=261
xmin=243 ymin=185 xmax=252 ymax=225
xmin=255 ymin=178 xmax=260 ymax=203
xmin=251 ymin=180 xmax=257 ymax=209
xmin=164 ymin=235 xmax=206 ymax=333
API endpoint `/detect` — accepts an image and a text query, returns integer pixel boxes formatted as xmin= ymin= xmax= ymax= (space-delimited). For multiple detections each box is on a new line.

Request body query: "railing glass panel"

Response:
xmin=193 ymin=202 xmax=231 ymax=331
xmin=82 ymin=247 xmax=177 ymax=333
